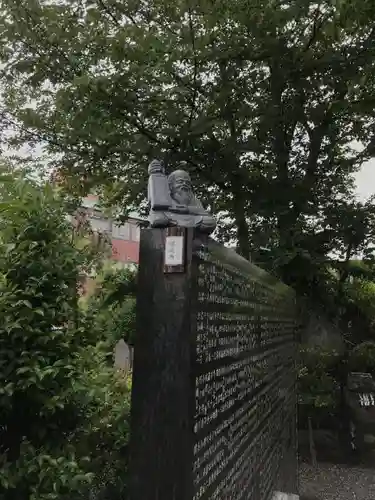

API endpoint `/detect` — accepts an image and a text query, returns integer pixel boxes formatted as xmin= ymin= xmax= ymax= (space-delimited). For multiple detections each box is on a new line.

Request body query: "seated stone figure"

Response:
xmin=147 ymin=160 xmax=216 ymax=233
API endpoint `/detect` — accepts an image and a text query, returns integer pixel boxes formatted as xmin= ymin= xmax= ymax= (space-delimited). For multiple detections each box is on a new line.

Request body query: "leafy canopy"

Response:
xmin=1 ymin=0 xmax=375 ymax=289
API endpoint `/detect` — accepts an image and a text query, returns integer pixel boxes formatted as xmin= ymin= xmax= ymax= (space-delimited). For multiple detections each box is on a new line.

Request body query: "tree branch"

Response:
xmin=186 ymin=1 xmax=198 ymax=134
xmin=96 ymin=0 xmax=138 ymax=27
xmin=303 ymin=4 xmax=326 ymax=53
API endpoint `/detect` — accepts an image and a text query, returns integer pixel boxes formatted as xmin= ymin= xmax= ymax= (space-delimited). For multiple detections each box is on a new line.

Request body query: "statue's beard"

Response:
xmin=173 ymin=188 xmax=192 ymax=206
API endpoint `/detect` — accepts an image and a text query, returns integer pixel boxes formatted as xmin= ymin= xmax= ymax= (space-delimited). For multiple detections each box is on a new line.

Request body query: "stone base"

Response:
xmin=272 ymin=492 xmax=299 ymax=500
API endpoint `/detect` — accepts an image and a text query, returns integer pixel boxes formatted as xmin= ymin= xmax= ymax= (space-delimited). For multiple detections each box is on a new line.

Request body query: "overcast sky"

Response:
xmin=355 ymin=158 xmax=375 ymax=201
xmin=4 ymin=139 xmax=374 ymax=202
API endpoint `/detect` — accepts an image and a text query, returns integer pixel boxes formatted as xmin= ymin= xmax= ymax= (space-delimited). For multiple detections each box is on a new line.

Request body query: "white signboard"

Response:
xmin=164 ymin=235 xmax=184 ymax=266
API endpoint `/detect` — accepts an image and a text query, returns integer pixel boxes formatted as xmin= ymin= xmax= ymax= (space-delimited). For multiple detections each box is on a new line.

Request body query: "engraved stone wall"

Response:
xmin=129 ymin=229 xmax=298 ymax=500
xmin=192 ymin=243 xmax=298 ymax=500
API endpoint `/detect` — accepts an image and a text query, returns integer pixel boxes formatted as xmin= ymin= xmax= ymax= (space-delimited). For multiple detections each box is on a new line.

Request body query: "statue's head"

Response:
xmin=168 ymin=169 xmax=193 ymax=205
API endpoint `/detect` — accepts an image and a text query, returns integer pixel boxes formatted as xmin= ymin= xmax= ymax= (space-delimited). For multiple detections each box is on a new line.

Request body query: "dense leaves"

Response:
xmin=348 ymin=341 xmax=375 ymax=373
xmin=298 ymin=346 xmax=340 ymax=410
xmin=0 ymin=166 xmax=131 ymax=500
xmin=1 ymin=0 xmax=375 ymax=289
xmin=83 ymin=265 xmax=137 ymax=352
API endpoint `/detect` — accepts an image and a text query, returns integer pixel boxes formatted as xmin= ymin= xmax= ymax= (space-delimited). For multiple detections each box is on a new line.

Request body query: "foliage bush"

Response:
xmin=73 ymin=346 xmax=131 ymax=500
xmin=298 ymin=345 xmax=341 ymax=419
xmin=83 ymin=265 xmax=137 ymax=366
xmin=348 ymin=341 xmax=375 ymax=374
xmin=0 ymin=167 xmax=131 ymax=499
xmin=344 ymin=278 xmax=375 ymax=333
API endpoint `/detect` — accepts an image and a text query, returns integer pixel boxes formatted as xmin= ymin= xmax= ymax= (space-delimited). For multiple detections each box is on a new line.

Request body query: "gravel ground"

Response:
xmin=299 ymin=462 xmax=375 ymax=500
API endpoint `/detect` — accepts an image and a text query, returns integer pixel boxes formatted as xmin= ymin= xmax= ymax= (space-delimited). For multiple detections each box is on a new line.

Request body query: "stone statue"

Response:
xmin=147 ymin=159 xmax=216 ymax=233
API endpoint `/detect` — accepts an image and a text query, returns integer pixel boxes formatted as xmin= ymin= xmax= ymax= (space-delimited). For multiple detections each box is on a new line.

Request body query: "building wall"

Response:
xmin=81 ymin=194 xmax=141 ymax=265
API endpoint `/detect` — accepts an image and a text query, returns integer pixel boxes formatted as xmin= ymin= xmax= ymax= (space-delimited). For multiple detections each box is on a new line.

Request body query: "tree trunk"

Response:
xmin=233 ymin=194 xmax=250 ymax=259
xmin=308 ymin=416 xmax=317 ymax=466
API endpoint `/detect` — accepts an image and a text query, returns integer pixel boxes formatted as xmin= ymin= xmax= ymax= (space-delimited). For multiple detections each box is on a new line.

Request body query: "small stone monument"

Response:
xmin=114 ymin=339 xmax=131 ymax=372
xmin=147 ymin=159 xmax=216 ymax=234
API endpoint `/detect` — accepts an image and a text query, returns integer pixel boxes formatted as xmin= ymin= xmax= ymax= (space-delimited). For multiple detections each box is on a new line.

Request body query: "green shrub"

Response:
xmin=348 ymin=341 xmax=375 ymax=374
xmin=84 ymin=266 xmax=137 ymax=355
xmin=298 ymin=345 xmax=341 ymax=410
xmin=0 ymin=167 xmax=131 ymax=499
xmin=72 ymin=346 xmax=131 ymax=500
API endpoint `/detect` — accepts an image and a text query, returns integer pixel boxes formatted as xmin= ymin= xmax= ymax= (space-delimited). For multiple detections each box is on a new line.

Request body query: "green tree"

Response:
xmin=1 ymin=0 xmax=375 ymax=291
xmin=0 ymin=165 xmax=130 ymax=499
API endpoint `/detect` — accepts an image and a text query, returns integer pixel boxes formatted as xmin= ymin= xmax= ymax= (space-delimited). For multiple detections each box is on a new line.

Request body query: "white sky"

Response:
xmin=355 ymin=158 xmax=375 ymax=201
xmin=3 ymin=141 xmax=375 ymax=201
